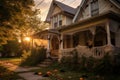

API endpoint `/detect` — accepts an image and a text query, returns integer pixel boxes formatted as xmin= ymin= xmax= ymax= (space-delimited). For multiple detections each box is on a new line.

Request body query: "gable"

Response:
xmin=73 ymin=0 xmax=120 ymax=22
xmin=52 ymin=6 xmax=62 ymax=17
xmin=45 ymin=0 xmax=76 ymax=23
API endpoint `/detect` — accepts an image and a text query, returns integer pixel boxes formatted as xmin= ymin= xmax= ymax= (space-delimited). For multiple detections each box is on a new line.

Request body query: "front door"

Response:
xmin=51 ymin=36 xmax=59 ymax=56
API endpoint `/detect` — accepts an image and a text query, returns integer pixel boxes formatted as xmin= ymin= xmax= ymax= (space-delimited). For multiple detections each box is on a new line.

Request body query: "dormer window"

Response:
xmin=53 ymin=14 xmax=63 ymax=28
xmin=53 ymin=16 xmax=58 ymax=28
xmin=58 ymin=14 xmax=62 ymax=27
xmin=91 ymin=0 xmax=99 ymax=16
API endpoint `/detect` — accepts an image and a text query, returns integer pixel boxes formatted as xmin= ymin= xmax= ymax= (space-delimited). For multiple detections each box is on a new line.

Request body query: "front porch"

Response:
xmin=59 ymin=12 xmax=120 ymax=59
xmin=60 ymin=45 xmax=114 ymax=59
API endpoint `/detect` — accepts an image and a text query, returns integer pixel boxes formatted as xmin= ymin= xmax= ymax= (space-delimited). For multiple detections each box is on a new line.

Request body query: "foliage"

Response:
xmin=94 ymin=53 xmax=113 ymax=76
xmin=112 ymin=53 xmax=120 ymax=75
xmin=60 ymin=49 xmax=79 ymax=71
xmin=20 ymin=47 xmax=46 ymax=66
xmin=32 ymin=58 xmax=120 ymax=80
xmin=0 ymin=0 xmax=34 ymax=45
xmin=60 ymin=50 xmax=120 ymax=77
xmin=0 ymin=57 xmax=21 ymax=65
xmin=0 ymin=66 xmax=23 ymax=80
xmin=0 ymin=40 xmax=21 ymax=57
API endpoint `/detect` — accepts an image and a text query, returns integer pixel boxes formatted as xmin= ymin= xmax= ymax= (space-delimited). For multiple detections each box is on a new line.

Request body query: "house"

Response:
xmin=35 ymin=0 xmax=120 ymax=60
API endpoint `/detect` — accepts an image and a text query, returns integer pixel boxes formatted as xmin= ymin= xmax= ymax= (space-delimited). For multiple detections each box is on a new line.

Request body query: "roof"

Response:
xmin=109 ymin=0 xmax=120 ymax=9
xmin=54 ymin=1 xmax=76 ymax=15
xmin=59 ymin=11 xmax=120 ymax=32
xmin=45 ymin=0 xmax=77 ymax=22
xmin=73 ymin=0 xmax=120 ymax=22
xmin=33 ymin=29 xmax=60 ymax=39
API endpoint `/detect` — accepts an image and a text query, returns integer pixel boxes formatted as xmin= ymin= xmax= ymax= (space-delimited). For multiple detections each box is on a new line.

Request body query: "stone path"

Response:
xmin=0 ymin=61 xmax=48 ymax=80
xmin=18 ymin=72 xmax=47 ymax=80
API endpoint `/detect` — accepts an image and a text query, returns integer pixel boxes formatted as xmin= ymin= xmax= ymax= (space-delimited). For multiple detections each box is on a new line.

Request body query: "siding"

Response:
xmin=78 ymin=0 xmax=120 ymax=21
xmin=99 ymin=0 xmax=120 ymax=14
xmin=52 ymin=7 xmax=61 ymax=16
xmin=110 ymin=20 xmax=120 ymax=47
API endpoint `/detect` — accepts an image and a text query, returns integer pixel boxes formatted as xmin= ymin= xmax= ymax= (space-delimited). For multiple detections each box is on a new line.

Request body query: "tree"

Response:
xmin=0 ymin=0 xmax=35 ymax=45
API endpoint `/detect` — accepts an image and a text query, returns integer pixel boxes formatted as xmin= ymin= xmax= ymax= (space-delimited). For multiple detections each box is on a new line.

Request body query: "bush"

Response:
xmin=94 ymin=53 xmax=113 ymax=76
xmin=113 ymin=53 xmax=120 ymax=75
xmin=1 ymin=40 xmax=21 ymax=57
xmin=60 ymin=49 xmax=79 ymax=71
xmin=20 ymin=47 xmax=46 ymax=66
xmin=0 ymin=66 xmax=22 ymax=80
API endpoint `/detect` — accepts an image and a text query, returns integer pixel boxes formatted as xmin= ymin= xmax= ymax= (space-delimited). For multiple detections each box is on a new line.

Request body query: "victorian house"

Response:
xmin=34 ymin=0 xmax=120 ymax=60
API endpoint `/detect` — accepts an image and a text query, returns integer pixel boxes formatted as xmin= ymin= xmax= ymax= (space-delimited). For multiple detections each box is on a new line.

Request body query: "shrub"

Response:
xmin=0 ymin=66 xmax=22 ymax=80
xmin=94 ymin=53 xmax=113 ymax=76
xmin=60 ymin=49 xmax=79 ymax=71
xmin=113 ymin=53 xmax=120 ymax=75
xmin=20 ymin=47 xmax=46 ymax=66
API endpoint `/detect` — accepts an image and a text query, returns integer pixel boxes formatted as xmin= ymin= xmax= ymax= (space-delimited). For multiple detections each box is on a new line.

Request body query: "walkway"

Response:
xmin=0 ymin=61 xmax=48 ymax=80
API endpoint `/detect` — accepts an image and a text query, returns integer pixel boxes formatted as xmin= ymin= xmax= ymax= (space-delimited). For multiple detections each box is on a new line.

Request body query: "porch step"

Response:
xmin=51 ymin=56 xmax=58 ymax=61
xmin=38 ymin=57 xmax=58 ymax=67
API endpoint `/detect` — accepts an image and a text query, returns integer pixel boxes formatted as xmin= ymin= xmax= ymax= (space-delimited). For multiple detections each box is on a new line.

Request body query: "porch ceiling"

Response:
xmin=59 ymin=11 xmax=120 ymax=34
xmin=33 ymin=29 xmax=60 ymax=39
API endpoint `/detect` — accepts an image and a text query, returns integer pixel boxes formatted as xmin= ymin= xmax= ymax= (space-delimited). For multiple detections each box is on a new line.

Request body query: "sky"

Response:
xmin=34 ymin=0 xmax=82 ymax=21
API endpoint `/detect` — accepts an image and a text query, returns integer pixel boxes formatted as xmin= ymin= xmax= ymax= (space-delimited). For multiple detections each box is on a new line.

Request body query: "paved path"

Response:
xmin=0 ymin=61 xmax=48 ymax=80
xmin=18 ymin=72 xmax=48 ymax=80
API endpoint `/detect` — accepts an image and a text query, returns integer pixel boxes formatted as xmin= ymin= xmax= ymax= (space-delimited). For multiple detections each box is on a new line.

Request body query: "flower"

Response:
xmin=47 ymin=71 xmax=52 ymax=75
xmin=38 ymin=72 xmax=42 ymax=75
xmin=80 ymin=77 xmax=84 ymax=80
xmin=53 ymin=69 xmax=58 ymax=73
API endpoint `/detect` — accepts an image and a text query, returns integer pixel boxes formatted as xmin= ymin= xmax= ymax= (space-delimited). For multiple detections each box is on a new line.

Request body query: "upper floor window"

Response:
xmin=58 ymin=14 xmax=62 ymax=27
xmin=53 ymin=14 xmax=63 ymax=28
xmin=53 ymin=16 xmax=58 ymax=28
xmin=91 ymin=0 xmax=99 ymax=16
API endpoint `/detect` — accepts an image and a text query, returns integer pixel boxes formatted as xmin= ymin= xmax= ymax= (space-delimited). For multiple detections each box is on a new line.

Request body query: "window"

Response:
xmin=53 ymin=16 xmax=58 ymax=28
xmin=54 ymin=22 xmax=57 ymax=28
xmin=58 ymin=14 xmax=62 ymax=27
xmin=53 ymin=14 xmax=63 ymax=28
xmin=91 ymin=0 xmax=99 ymax=16
xmin=59 ymin=20 xmax=62 ymax=26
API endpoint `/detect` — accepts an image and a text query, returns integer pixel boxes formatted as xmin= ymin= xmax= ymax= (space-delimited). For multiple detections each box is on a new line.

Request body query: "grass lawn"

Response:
xmin=0 ymin=65 xmax=24 ymax=80
xmin=31 ymin=62 xmax=120 ymax=80
xmin=0 ymin=58 xmax=24 ymax=80
xmin=0 ymin=57 xmax=21 ymax=65
xmin=31 ymin=62 xmax=91 ymax=80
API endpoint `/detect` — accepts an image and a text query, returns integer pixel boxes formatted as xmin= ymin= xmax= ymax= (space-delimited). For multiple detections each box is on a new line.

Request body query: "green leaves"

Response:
xmin=0 ymin=0 xmax=34 ymax=45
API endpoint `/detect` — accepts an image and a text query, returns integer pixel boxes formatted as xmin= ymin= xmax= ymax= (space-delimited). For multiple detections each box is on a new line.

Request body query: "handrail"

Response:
xmin=60 ymin=45 xmax=114 ymax=58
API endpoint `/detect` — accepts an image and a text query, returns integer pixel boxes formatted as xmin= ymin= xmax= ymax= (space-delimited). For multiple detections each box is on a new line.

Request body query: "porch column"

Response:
xmin=71 ymin=35 xmax=73 ymax=48
xmin=58 ymin=34 xmax=63 ymax=62
xmin=89 ymin=27 xmax=96 ymax=47
xmin=60 ymin=34 xmax=63 ymax=50
xmin=47 ymin=34 xmax=51 ymax=58
xmin=106 ymin=21 xmax=111 ymax=45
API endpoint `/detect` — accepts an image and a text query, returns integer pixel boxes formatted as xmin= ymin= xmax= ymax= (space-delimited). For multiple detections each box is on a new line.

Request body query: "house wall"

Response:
xmin=62 ymin=15 xmax=66 ymax=26
xmin=78 ymin=32 xmax=86 ymax=46
xmin=99 ymin=0 xmax=120 ymax=14
xmin=79 ymin=1 xmax=91 ymax=21
xmin=110 ymin=20 xmax=120 ymax=47
xmin=78 ymin=0 xmax=120 ymax=21
xmin=50 ymin=6 xmax=73 ymax=28
xmin=66 ymin=17 xmax=73 ymax=25
xmin=116 ymin=30 xmax=120 ymax=47
xmin=33 ymin=39 xmax=48 ymax=48
xmin=52 ymin=7 xmax=61 ymax=16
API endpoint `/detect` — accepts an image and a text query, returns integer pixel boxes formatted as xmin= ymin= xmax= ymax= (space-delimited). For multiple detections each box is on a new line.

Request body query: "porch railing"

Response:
xmin=60 ymin=45 xmax=114 ymax=58
xmin=61 ymin=48 xmax=74 ymax=57
xmin=92 ymin=46 xmax=105 ymax=58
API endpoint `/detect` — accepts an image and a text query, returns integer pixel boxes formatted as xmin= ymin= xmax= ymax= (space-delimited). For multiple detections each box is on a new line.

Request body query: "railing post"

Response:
xmin=106 ymin=21 xmax=111 ymax=45
xmin=58 ymin=34 xmax=63 ymax=62
xmin=47 ymin=34 xmax=51 ymax=58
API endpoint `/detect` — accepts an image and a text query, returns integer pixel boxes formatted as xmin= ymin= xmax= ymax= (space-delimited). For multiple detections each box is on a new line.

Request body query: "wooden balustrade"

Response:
xmin=60 ymin=45 xmax=114 ymax=59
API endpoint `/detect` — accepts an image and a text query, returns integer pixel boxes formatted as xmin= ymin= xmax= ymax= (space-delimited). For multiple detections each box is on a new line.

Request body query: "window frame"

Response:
xmin=90 ymin=0 xmax=99 ymax=16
